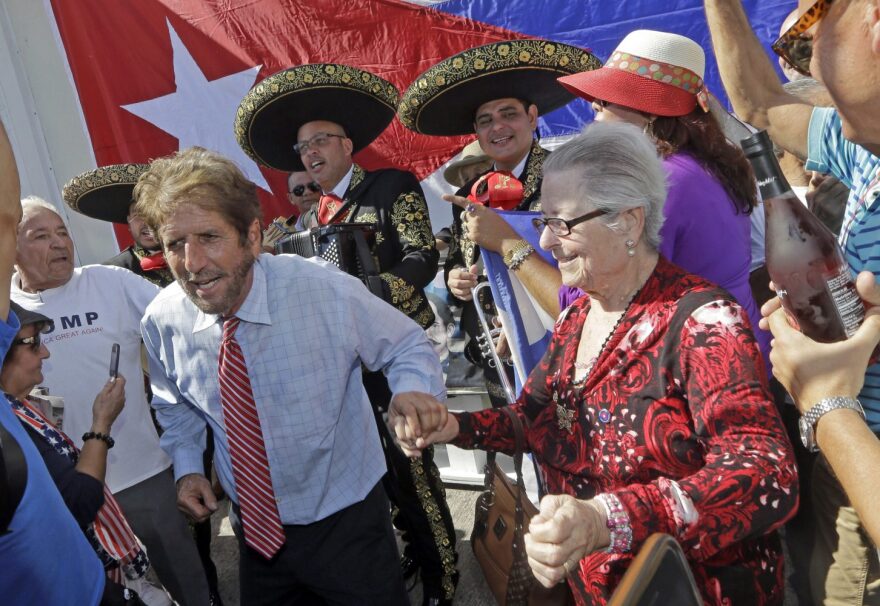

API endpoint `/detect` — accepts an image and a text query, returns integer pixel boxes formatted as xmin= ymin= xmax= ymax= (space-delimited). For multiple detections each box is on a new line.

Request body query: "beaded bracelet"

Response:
xmin=594 ymin=493 xmax=632 ymax=553
xmin=82 ymin=431 xmax=115 ymax=449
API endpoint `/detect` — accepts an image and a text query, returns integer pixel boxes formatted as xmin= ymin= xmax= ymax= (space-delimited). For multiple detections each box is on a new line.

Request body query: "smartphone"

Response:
xmin=109 ymin=343 xmax=120 ymax=380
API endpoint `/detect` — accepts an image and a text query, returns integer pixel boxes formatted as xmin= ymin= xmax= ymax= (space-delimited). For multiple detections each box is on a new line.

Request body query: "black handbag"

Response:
xmin=471 ymin=407 xmax=570 ymax=605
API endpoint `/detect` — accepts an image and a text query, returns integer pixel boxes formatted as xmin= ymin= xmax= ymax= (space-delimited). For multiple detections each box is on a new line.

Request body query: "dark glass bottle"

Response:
xmin=742 ymin=130 xmax=863 ymax=343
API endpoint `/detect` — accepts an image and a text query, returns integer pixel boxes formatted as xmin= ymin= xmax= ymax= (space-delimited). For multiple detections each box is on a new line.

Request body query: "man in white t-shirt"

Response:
xmin=11 ymin=196 xmax=209 ymax=606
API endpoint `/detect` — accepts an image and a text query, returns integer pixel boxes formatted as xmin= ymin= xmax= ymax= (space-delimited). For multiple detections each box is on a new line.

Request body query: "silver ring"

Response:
xmin=465 ymin=203 xmax=477 ymax=214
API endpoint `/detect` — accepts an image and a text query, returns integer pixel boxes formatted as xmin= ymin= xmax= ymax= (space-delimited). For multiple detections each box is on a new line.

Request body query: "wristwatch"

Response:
xmin=799 ymin=396 xmax=865 ymax=452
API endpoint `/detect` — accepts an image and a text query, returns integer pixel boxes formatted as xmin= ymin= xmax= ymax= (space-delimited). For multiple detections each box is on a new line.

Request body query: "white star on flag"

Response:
xmin=122 ymin=20 xmax=268 ymax=189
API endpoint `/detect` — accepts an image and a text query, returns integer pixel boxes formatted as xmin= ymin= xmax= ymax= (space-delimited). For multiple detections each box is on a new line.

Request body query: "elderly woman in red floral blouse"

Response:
xmin=390 ymin=121 xmax=798 ymax=605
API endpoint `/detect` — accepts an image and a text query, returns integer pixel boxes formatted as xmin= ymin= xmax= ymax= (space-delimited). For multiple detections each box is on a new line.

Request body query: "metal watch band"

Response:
xmin=804 ymin=396 xmax=865 ymax=429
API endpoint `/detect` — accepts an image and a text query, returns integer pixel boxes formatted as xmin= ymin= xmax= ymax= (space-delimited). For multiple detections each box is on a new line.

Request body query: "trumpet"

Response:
xmin=471 ymin=282 xmax=517 ymax=404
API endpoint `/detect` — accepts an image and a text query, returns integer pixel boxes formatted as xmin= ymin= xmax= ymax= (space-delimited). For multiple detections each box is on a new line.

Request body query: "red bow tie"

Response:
xmin=139 ymin=251 xmax=168 ymax=272
xmin=467 ymin=171 xmax=524 ymax=211
xmin=317 ymin=193 xmax=347 ymax=225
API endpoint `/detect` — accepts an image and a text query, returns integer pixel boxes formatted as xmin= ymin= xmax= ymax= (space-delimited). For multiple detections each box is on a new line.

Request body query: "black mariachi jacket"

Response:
xmin=339 ymin=164 xmax=438 ymax=329
xmin=103 ymin=245 xmax=174 ymax=288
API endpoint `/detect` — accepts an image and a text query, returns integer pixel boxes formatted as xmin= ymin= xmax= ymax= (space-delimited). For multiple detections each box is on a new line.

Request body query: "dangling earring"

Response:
xmin=643 ymin=120 xmax=654 ymax=137
xmin=625 ymin=239 xmax=636 ymax=257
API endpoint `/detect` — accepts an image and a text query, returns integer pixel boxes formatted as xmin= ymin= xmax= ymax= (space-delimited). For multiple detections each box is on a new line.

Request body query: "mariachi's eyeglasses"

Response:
xmin=288 ymin=182 xmax=321 ymax=198
xmin=532 ymin=208 xmax=609 ymax=237
xmin=12 ymin=333 xmax=42 ymax=353
xmin=292 ymin=133 xmax=346 ymax=155
xmin=772 ymin=0 xmax=833 ymax=77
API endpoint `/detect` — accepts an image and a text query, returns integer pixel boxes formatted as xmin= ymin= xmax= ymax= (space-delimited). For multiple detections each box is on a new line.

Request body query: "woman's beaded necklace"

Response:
xmin=567 ymin=285 xmax=643 ymax=425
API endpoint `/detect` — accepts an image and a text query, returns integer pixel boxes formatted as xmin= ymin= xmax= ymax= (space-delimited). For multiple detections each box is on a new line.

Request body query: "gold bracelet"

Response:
xmin=503 ymin=239 xmax=535 ymax=270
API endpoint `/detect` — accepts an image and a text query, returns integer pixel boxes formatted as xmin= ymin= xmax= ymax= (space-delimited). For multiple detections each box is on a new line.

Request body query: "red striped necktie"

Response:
xmin=218 ymin=316 xmax=285 ymax=559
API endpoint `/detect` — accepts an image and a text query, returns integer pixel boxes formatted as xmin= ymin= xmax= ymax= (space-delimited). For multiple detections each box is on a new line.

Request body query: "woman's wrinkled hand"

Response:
xmin=91 ymin=374 xmax=126 ymax=433
xmin=525 ymin=495 xmax=609 ymax=587
xmin=388 ymin=391 xmax=458 ymax=457
xmin=444 ymin=193 xmax=520 ymax=253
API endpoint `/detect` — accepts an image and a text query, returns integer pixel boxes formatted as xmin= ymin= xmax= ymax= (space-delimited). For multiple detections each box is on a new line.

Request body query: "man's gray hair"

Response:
xmin=542 ymin=122 xmax=667 ymax=250
xmin=20 ymin=195 xmax=64 ymax=224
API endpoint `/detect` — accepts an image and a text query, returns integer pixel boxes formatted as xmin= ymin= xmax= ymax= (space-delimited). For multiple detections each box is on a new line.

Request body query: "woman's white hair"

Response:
xmin=542 ymin=121 xmax=667 ymax=250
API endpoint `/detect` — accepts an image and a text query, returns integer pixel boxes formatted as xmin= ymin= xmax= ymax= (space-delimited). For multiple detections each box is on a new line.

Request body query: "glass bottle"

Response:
xmin=742 ymin=130 xmax=863 ymax=342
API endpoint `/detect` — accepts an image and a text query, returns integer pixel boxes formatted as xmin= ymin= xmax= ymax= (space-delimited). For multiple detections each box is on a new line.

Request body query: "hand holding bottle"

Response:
xmin=761 ymin=271 xmax=880 ymax=411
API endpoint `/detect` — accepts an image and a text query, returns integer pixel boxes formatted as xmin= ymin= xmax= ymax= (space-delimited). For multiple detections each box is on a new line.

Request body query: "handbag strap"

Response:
xmin=501 ymin=407 xmax=537 ymax=606
xmin=501 ymin=407 xmax=528 ymax=532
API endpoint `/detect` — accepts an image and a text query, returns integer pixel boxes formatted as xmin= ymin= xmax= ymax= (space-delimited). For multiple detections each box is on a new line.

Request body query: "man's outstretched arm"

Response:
xmin=704 ymin=0 xmax=813 ymax=159
xmin=0 ymin=120 xmax=21 ymax=320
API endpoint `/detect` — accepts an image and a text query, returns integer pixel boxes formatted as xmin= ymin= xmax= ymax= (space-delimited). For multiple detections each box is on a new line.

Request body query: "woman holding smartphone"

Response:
xmin=0 ymin=302 xmax=170 ymax=605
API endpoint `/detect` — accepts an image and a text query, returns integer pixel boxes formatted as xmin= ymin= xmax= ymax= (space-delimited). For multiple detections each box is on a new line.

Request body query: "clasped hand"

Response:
xmin=525 ymin=495 xmax=609 ymax=587
xmin=387 ymin=391 xmax=458 ymax=457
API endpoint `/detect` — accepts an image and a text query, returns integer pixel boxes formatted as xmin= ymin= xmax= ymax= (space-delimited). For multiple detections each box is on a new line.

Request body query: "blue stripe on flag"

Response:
xmin=481 ymin=210 xmax=556 ymax=393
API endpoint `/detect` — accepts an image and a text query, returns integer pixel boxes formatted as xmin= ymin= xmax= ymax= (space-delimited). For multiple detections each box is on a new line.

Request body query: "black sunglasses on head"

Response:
xmin=289 ymin=182 xmax=321 ymax=198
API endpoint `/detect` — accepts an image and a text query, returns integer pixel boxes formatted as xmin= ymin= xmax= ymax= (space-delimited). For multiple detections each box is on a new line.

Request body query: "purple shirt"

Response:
xmin=560 ymin=152 xmax=771 ymax=372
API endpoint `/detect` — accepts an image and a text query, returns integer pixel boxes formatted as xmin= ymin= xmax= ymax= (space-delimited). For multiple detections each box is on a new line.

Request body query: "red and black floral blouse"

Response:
xmin=452 ymin=258 xmax=798 ymax=605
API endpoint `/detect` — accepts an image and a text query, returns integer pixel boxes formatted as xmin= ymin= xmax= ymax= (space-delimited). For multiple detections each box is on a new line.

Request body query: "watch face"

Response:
xmin=799 ymin=416 xmax=816 ymax=452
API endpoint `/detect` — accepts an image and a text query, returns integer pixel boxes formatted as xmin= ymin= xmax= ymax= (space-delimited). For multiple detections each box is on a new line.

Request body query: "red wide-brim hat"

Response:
xmin=558 ymin=68 xmax=697 ymax=117
xmin=558 ymin=30 xmax=708 ymax=118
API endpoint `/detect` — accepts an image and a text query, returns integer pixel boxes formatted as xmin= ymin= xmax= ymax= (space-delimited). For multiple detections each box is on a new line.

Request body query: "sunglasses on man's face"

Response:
xmin=772 ymin=0 xmax=833 ymax=77
xmin=288 ymin=182 xmax=321 ymax=198
xmin=13 ymin=333 xmax=43 ymax=353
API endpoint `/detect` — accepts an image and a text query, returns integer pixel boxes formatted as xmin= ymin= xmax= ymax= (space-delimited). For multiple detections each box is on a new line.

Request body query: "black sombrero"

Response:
xmin=234 ymin=64 xmax=400 ymax=172
xmin=397 ymin=39 xmax=602 ymax=136
xmin=62 ymin=163 xmax=149 ymax=224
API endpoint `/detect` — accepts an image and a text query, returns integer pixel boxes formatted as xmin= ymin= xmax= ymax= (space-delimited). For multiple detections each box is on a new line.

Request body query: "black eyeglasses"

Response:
xmin=12 ymin=333 xmax=42 ymax=353
xmin=772 ymin=0 xmax=832 ymax=77
xmin=532 ymin=208 xmax=609 ymax=237
xmin=293 ymin=133 xmax=346 ymax=155
xmin=288 ymin=182 xmax=321 ymax=198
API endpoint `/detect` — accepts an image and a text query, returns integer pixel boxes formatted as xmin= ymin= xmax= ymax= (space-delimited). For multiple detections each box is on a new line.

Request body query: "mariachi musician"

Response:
xmin=63 ymin=163 xmax=173 ymax=287
xmin=234 ymin=64 xmax=457 ymax=606
xmin=398 ymin=39 xmax=601 ymax=407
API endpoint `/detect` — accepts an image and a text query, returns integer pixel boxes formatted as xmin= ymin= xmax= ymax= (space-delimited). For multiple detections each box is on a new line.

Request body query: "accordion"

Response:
xmin=275 ymin=223 xmax=384 ymax=298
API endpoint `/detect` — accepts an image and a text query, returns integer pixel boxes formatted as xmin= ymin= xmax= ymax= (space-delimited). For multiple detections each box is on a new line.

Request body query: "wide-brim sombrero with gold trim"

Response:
xmin=62 ymin=163 xmax=149 ymax=224
xmin=235 ymin=64 xmax=399 ymax=172
xmin=398 ymin=39 xmax=601 ymax=136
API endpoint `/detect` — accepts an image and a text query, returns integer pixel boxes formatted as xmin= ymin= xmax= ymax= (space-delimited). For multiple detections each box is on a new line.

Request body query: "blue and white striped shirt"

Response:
xmin=141 ymin=254 xmax=445 ymax=524
xmin=806 ymin=107 xmax=880 ymax=431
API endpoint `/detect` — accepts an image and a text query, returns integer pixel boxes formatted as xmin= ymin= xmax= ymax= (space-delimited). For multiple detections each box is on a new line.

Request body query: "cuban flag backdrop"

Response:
xmin=47 ymin=0 xmax=793 ymax=250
